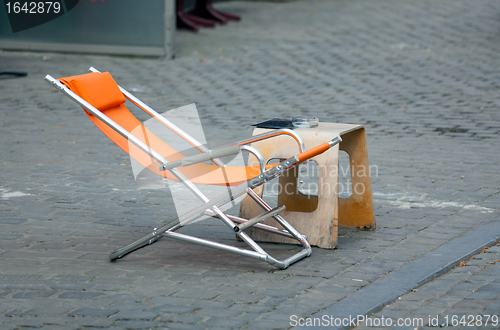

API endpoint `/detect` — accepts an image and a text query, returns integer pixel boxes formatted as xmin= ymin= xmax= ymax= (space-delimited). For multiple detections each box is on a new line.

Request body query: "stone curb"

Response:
xmin=296 ymin=218 xmax=500 ymax=329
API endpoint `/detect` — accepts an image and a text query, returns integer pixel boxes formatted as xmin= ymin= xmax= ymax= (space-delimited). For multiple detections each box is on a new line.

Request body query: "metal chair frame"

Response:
xmin=45 ymin=67 xmax=341 ymax=269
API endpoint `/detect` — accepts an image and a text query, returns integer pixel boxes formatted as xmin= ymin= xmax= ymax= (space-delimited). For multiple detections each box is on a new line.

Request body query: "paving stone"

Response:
xmin=157 ymin=312 xmax=206 ymax=324
xmin=113 ymin=320 xmax=161 ymax=329
xmin=147 ymin=304 xmax=197 ymax=315
xmin=451 ymin=299 xmax=491 ymax=311
xmin=68 ymin=308 xmax=119 ymax=317
xmin=113 ymin=310 xmax=159 ymax=320
xmin=202 ymin=316 xmax=249 ymax=328
xmin=72 ymin=316 xmax=116 ymax=328
xmin=160 ymin=322 xmax=207 ymax=329
xmin=465 ymin=290 xmax=499 ymax=300
xmin=11 ymin=290 xmax=58 ymax=299
xmin=57 ymin=291 xmax=102 ymax=299
xmin=5 ymin=309 xmax=38 ymax=317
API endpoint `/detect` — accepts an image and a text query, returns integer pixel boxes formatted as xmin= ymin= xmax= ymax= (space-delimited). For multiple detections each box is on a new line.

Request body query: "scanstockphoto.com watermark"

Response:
xmin=290 ymin=315 xmax=419 ymax=328
xmin=290 ymin=314 xmax=499 ymax=327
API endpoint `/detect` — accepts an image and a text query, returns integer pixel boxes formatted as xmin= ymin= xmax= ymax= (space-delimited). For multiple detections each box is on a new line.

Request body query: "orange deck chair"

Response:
xmin=45 ymin=67 xmax=341 ymax=269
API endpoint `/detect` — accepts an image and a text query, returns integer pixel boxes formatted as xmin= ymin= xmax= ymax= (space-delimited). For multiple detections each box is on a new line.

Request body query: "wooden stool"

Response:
xmin=239 ymin=123 xmax=375 ymax=249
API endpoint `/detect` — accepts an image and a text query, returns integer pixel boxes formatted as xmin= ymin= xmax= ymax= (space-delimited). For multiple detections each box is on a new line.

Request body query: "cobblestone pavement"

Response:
xmin=1 ymin=0 xmax=500 ymax=329
xmin=357 ymin=242 xmax=500 ymax=330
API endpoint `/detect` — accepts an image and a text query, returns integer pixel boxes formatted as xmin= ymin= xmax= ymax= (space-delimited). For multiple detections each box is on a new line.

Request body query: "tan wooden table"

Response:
xmin=239 ymin=122 xmax=375 ymax=249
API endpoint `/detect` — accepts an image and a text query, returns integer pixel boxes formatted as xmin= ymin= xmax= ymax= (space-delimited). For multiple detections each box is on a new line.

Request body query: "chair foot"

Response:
xmin=266 ymin=247 xmax=312 ymax=269
xmin=109 ymin=219 xmax=180 ymax=261
xmin=109 ymin=234 xmax=162 ymax=261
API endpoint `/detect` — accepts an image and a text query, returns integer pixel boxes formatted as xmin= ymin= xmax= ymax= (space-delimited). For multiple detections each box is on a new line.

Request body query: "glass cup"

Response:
xmin=292 ymin=116 xmax=319 ymax=128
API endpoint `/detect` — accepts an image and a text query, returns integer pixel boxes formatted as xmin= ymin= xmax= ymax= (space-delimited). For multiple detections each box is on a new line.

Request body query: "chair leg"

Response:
xmin=109 ymin=187 xmax=311 ymax=269
xmin=243 ymin=188 xmax=312 ymax=269
xmin=245 ymin=188 xmax=311 ymax=245
xmin=110 ymin=209 xmax=311 ymax=269
xmin=109 ymin=218 xmax=180 ymax=261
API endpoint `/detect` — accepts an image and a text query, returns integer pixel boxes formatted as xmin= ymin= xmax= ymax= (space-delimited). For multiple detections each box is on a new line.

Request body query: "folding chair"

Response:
xmin=44 ymin=68 xmax=341 ymax=269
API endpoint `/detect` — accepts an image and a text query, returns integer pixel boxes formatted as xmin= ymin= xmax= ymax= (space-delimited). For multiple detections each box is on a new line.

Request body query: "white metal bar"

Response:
xmin=88 ymin=67 xmax=213 ymax=155
xmin=164 ymin=231 xmax=268 ymax=261
xmin=246 ymin=187 xmax=310 ymax=246
xmin=236 ymin=205 xmax=286 ymax=232
xmin=44 ymin=75 xmax=168 ymax=165
xmin=203 ymin=210 xmax=299 ymax=239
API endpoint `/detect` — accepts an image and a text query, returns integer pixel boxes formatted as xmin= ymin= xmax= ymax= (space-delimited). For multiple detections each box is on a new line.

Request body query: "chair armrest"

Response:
xmin=160 ymin=145 xmax=240 ymax=171
xmin=240 ymin=145 xmax=266 ymax=173
xmin=216 ymin=129 xmax=306 ymax=153
xmin=296 ymin=136 xmax=342 ymax=163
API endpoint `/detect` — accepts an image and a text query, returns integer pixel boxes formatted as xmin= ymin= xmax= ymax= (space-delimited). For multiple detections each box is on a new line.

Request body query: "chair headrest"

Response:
xmin=59 ymin=72 xmax=126 ymax=111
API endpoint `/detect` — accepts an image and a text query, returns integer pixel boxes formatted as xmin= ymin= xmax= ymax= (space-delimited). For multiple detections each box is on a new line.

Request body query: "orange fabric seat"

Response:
xmin=60 ymin=72 xmax=268 ymax=186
